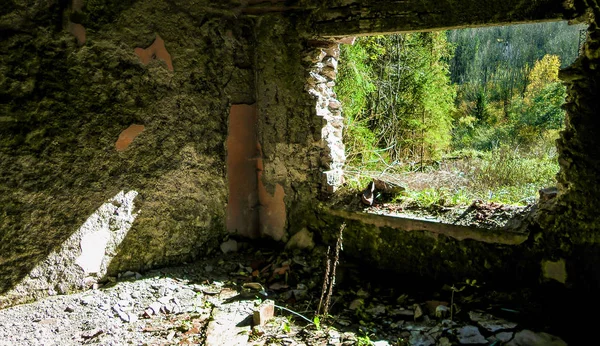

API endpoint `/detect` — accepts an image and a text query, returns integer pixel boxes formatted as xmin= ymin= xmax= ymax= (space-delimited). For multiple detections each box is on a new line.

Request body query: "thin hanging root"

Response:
xmin=317 ymin=223 xmax=346 ymax=319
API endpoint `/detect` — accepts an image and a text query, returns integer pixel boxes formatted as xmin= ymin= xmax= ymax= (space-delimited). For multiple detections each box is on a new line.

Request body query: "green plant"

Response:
xmin=313 ymin=316 xmax=321 ymax=331
xmin=357 ymin=332 xmax=374 ymax=346
xmin=282 ymin=319 xmax=291 ymax=333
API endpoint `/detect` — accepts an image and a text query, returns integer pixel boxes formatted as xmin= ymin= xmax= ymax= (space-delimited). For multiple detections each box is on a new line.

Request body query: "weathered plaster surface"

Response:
xmin=254 ymin=15 xmax=325 ymax=240
xmin=0 ymin=0 xmax=254 ymax=305
xmin=1 ymin=0 xmax=600 ymax=315
xmin=0 ymin=190 xmax=138 ymax=309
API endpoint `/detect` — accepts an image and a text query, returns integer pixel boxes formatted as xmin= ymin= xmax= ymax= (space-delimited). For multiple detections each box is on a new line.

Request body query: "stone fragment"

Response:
xmin=64 ymin=305 xmax=75 ymax=313
xmin=435 ymin=305 xmax=449 ymax=319
xmin=81 ymin=328 xmax=103 ymax=340
xmin=367 ymin=305 xmax=386 ymax=316
xmin=120 ymin=271 xmax=135 ymax=278
xmin=438 ymin=337 xmax=452 ymax=346
xmin=308 ymin=71 xmax=327 ymax=84
xmin=285 ymin=228 xmax=315 ymax=250
xmin=414 ymin=304 xmax=424 ymax=320
xmin=539 ymin=187 xmax=558 ymax=202
xmin=372 ymin=341 xmax=391 ymax=346
xmin=349 ymin=299 xmax=364 ymax=310
xmin=506 ymin=330 xmax=567 ymax=346
xmin=220 ymin=239 xmax=238 ymax=254
xmin=494 ymin=331 xmax=514 ymax=343
xmin=118 ymin=291 xmax=131 ymax=300
xmin=148 ymin=302 xmax=162 ymax=315
xmin=328 ymin=329 xmax=341 ymax=344
xmin=469 ymin=311 xmax=517 ymax=332
xmin=409 ymin=331 xmax=435 ymax=346
xmin=304 ymin=49 xmax=326 ymax=63
xmin=322 ymin=66 xmax=337 ymax=79
xmin=112 ymin=305 xmax=131 ymax=322
xmin=390 ymin=308 xmax=414 ymax=319
xmin=335 ymin=37 xmax=356 ymax=45
xmin=253 ymin=300 xmax=274 ymax=326
xmin=324 ymin=45 xmax=340 ymax=58
xmin=328 ymin=99 xmax=341 ymax=110
xmin=158 ymin=296 xmax=173 ymax=305
xmin=80 ymin=296 xmax=95 ymax=306
xmin=541 ymin=259 xmax=567 ymax=283
xmin=324 ymin=57 xmax=338 ymax=70
xmin=457 ymin=325 xmax=487 ymax=344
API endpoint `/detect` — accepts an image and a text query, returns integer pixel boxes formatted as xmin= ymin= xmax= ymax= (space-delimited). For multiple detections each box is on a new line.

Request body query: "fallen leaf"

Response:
xmin=269 ymin=282 xmax=289 ymax=290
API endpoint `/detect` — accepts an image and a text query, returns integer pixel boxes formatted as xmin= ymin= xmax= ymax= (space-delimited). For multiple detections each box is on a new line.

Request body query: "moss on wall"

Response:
xmin=0 ymin=0 xmax=254 ymax=300
xmin=313 ymin=207 xmax=544 ymax=286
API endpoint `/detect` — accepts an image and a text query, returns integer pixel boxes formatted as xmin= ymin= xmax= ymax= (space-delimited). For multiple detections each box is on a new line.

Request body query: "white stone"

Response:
xmin=324 ymin=57 xmax=338 ymax=70
xmin=220 ymin=239 xmax=238 ymax=254
xmin=285 ymin=228 xmax=315 ymax=250
xmin=506 ymin=330 xmax=567 ymax=346
xmin=457 ymin=326 xmax=487 ymax=344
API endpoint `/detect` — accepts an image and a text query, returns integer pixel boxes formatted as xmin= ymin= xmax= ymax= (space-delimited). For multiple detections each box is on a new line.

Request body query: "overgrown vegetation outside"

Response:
xmin=336 ymin=21 xmax=586 ymax=206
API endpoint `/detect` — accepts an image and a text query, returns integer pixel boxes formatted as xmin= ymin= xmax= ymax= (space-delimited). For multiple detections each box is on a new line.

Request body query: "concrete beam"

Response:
xmin=326 ymin=208 xmax=529 ymax=245
xmin=308 ymin=0 xmax=577 ymax=36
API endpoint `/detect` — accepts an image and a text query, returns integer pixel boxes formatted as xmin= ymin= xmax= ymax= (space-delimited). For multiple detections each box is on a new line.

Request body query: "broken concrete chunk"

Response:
xmin=413 ymin=304 xmax=424 ymax=320
xmin=469 ymin=311 xmax=517 ymax=332
xmin=409 ymin=331 xmax=435 ymax=346
xmin=220 ymin=239 xmax=238 ymax=254
xmin=252 ymin=299 xmax=274 ymax=326
xmin=349 ymin=299 xmax=364 ymax=310
xmin=542 ymin=259 xmax=567 ymax=284
xmin=506 ymin=329 xmax=567 ymax=346
xmin=285 ymin=228 xmax=315 ymax=250
xmin=457 ymin=325 xmax=487 ymax=344
xmin=435 ymin=305 xmax=449 ymax=319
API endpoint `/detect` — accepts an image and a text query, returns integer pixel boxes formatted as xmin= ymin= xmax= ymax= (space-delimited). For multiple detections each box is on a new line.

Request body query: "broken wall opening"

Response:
xmin=324 ymin=22 xmax=586 ymax=229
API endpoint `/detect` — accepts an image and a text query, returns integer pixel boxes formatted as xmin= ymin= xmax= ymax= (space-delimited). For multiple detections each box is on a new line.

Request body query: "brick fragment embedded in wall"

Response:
xmin=226 ymin=104 xmax=260 ymax=238
xmin=134 ymin=35 xmax=174 ymax=72
xmin=69 ymin=22 xmax=86 ymax=46
xmin=115 ymin=124 xmax=145 ymax=151
xmin=305 ymin=43 xmax=345 ymax=191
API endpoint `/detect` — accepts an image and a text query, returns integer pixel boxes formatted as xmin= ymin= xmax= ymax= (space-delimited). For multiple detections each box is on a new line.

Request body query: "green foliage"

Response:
xmin=339 ymin=22 xmax=578 ymax=205
xmin=337 ymin=32 xmax=456 ymax=170
xmin=337 ymin=38 xmax=380 ymax=168
xmin=313 ymin=316 xmax=321 ymax=331
xmin=357 ymin=334 xmax=374 ymax=346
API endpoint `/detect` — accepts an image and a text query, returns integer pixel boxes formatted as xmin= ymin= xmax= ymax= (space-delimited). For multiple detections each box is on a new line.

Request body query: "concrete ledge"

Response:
xmin=326 ymin=209 xmax=529 ymax=245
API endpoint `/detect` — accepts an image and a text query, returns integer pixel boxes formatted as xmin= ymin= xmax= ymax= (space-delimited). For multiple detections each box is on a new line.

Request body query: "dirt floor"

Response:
xmin=0 ymin=243 xmax=570 ymax=346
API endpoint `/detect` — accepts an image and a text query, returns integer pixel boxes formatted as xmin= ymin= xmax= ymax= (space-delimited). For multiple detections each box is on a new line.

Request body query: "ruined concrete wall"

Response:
xmin=534 ymin=8 xmax=600 ymax=293
xmin=253 ymin=15 xmax=325 ymax=242
xmin=0 ymin=0 xmax=254 ymax=307
xmin=305 ymin=41 xmax=346 ymax=192
xmin=305 ymin=0 xmax=600 ymax=295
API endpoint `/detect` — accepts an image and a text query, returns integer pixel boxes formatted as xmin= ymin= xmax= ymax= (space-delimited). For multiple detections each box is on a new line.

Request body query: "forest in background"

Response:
xmin=336 ymin=21 xmax=587 ymax=205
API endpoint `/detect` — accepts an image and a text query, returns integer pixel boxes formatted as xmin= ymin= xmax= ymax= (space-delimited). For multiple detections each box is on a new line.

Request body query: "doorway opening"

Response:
xmin=335 ymin=21 xmax=586 ymax=222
